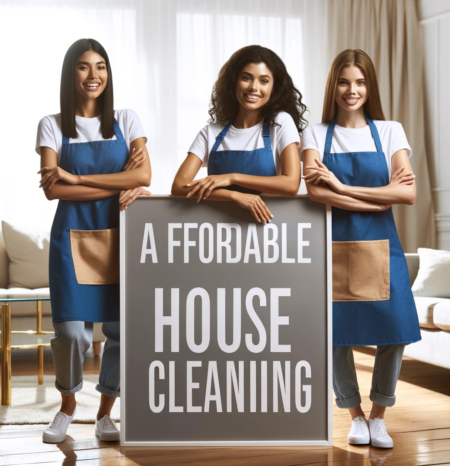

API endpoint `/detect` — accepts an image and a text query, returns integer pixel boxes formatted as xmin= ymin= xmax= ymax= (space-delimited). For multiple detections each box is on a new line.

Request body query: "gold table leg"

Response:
xmin=1 ymin=303 xmax=11 ymax=406
xmin=37 ymin=301 xmax=44 ymax=384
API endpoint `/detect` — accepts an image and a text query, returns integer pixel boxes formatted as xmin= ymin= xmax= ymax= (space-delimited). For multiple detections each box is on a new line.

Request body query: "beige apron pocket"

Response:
xmin=333 ymin=240 xmax=390 ymax=302
xmin=70 ymin=228 xmax=119 ymax=285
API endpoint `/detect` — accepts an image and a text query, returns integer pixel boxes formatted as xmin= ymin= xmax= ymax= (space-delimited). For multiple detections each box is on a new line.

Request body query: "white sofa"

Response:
xmin=404 ymin=253 xmax=450 ymax=369
xmin=0 ymin=226 xmax=104 ymax=355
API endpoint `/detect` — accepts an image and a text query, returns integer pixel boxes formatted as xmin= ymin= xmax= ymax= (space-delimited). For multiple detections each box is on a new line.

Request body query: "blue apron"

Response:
xmin=323 ymin=116 xmax=421 ymax=346
xmin=49 ymin=119 xmax=128 ymax=323
xmin=208 ymin=120 xmax=276 ymax=192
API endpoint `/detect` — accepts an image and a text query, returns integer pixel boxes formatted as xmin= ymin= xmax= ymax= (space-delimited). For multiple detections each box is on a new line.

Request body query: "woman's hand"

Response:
xmin=38 ymin=167 xmax=80 ymax=190
xmin=123 ymin=148 xmax=147 ymax=171
xmin=231 ymin=192 xmax=273 ymax=223
xmin=390 ymin=166 xmax=415 ymax=186
xmin=186 ymin=174 xmax=236 ymax=202
xmin=303 ymin=159 xmax=345 ymax=194
xmin=119 ymin=187 xmax=151 ymax=211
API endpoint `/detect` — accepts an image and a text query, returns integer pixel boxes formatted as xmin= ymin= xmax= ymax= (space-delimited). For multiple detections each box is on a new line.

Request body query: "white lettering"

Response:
xmin=298 ymin=223 xmax=312 ymax=263
xmin=149 ymin=361 xmax=164 ymax=413
xmin=140 ymin=223 xmax=158 ymax=263
xmin=217 ymin=288 xmax=241 ymax=353
xmin=186 ymin=288 xmax=210 ymax=353
xmin=187 ymin=361 xmax=202 ymax=412
xmin=155 ymin=288 xmax=179 ymax=352
xmin=270 ymin=288 xmax=291 ymax=352
xmin=168 ymin=223 xmax=182 ymax=263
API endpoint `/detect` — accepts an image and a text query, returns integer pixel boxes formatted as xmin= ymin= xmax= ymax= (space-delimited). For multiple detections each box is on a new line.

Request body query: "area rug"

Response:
xmin=0 ymin=375 xmax=120 ymax=424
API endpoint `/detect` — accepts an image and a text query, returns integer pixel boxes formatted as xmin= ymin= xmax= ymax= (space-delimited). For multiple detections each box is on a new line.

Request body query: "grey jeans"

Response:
xmin=333 ymin=344 xmax=405 ymax=409
xmin=51 ymin=321 xmax=120 ymax=398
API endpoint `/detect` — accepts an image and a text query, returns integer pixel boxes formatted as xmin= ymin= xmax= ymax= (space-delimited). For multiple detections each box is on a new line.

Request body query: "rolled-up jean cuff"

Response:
xmin=370 ymin=389 xmax=396 ymax=407
xmin=55 ymin=378 xmax=83 ymax=395
xmin=335 ymin=391 xmax=361 ymax=409
xmin=96 ymin=384 xmax=120 ymax=398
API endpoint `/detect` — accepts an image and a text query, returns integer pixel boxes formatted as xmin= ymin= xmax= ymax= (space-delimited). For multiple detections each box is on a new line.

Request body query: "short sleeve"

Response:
xmin=125 ymin=109 xmax=147 ymax=144
xmin=390 ymin=122 xmax=412 ymax=159
xmin=274 ymin=112 xmax=300 ymax=157
xmin=36 ymin=116 xmax=57 ymax=155
xmin=299 ymin=126 xmax=320 ymax=162
xmin=188 ymin=126 xmax=209 ymax=167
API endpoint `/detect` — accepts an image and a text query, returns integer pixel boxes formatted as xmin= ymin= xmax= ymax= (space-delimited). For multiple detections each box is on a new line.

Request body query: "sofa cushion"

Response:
xmin=414 ymin=297 xmax=448 ymax=329
xmin=1 ymin=221 xmax=49 ymax=289
xmin=433 ymin=301 xmax=450 ymax=331
xmin=412 ymin=248 xmax=450 ymax=298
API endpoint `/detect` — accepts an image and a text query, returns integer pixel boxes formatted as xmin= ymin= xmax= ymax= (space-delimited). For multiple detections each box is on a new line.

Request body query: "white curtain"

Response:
xmin=0 ymin=0 xmax=329 ymax=231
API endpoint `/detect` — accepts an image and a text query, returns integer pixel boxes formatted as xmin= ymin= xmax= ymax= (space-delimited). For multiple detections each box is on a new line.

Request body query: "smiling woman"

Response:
xmin=301 ymin=49 xmax=421 ymax=450
xmin=171 ymin=45 xmax=307 ymax=223
xmin=35 ymin=38 xmax=152 ymax=446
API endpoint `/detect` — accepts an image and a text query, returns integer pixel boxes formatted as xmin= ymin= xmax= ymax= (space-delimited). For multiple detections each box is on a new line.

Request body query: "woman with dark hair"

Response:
xmin=302 ymin=49 xmax=420 ymax=449
xmin=36 ymin=38 xmax=151 ymax=444
xmin=172 ymin=45 xmax=306 ymax=220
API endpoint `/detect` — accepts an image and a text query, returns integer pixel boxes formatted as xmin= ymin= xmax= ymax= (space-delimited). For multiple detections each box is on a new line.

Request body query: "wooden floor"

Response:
xmin=1 ymin=347 xmax=449 ymax=465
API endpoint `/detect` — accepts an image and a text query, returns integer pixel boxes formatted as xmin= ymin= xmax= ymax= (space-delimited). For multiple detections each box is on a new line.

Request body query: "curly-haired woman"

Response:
xmin=172 ymin=45 xmax=307 ymax=222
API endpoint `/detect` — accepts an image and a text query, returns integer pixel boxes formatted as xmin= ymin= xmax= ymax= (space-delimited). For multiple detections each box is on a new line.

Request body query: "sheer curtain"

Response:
xmin=0 ymin=0 xmax=328 ymax=231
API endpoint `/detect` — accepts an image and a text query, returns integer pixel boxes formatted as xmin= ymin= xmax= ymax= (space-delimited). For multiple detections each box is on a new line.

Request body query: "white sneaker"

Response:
xmin=95 ymin=415 xmax=120 ymax=441
xmin=43 ymin=409 xmax=76 ymax=444
xmin=369 ymin=418 xmax=394 ymax=448
xmin=347 ymin=416 xmax=370 ymax=445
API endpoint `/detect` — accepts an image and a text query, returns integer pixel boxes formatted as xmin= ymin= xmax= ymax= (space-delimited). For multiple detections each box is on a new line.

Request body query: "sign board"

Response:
xmin=120 ymin=196 xmax=332 ymax=446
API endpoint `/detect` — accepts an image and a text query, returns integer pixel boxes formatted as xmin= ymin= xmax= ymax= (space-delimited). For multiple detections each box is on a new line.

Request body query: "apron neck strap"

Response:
xmin=324 ymin=120 xmax=336 ymax=154
xmin=112 ymin=118 xmax=125 ymax=141
xmin=366 ymin=114 xmax=383 ymax=153
xmin=62 ymin=117 xmax=124 ymax=145
xmin=262 ymin=121 xmax=271 ymax=149
xmin=212 ymin=120 xmax=234 ymax=152
xmin=324 ymin=114 xmax=383 ymax=154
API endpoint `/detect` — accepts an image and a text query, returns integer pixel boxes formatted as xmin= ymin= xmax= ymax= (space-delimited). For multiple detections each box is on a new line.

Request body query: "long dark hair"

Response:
xmin=60 ymin=38 xmax=114 ymax=139
xmin=208 ymin=45 xmax=307 ymax=133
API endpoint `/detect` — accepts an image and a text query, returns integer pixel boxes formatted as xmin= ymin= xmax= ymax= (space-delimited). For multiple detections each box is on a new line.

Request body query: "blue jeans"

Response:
xmin=333 ymin=345 xmax=405 ymax=409
xmin=51 ymin=321 xmax=120 ymax=398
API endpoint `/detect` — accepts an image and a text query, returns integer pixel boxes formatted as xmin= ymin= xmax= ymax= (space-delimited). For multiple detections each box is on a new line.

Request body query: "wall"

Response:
xmin=419 ymin=0 xmax=450 ymax=250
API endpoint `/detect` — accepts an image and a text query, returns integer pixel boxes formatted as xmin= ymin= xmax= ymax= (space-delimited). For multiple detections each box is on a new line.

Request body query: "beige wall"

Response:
xmin=419 ymin=0 xmax=450 ymax=250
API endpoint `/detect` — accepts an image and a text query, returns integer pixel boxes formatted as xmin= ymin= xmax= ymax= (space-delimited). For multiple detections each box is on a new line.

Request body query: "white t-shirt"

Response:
xmin=35 ymin=109 xmax=146 ymax=164
xmin=188 ymin=111 xmax=300 ymax=175
xmin=300 ymin=121 xmax=411 ymax=177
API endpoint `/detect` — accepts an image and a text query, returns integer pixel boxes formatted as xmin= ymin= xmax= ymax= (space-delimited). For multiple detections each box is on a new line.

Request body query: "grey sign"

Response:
xmin=120 ymin=196 xmax=332 ymax=446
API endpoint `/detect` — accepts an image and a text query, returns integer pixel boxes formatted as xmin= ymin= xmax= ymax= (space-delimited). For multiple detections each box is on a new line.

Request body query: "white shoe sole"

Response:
xmin=348 ymin=435 xmax=370 ymax=445
xmin=42 ymin=432 xmax=66 ymax=444
xmin=371 ymin=438 xmax=394 ymax=449
xmin=95 ymin=429 xmax=120 ymax=442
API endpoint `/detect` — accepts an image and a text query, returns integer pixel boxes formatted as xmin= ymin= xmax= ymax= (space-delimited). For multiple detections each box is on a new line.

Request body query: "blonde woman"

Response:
xmin=302 ymin=49 xmax=420 ymax=449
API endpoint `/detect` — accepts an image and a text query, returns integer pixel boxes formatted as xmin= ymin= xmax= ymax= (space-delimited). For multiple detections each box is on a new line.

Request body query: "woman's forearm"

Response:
xmin=339 ymin=183 xmax=415 ymax=205
xmin=44 ymin=181 xmax=119 ymax=201
xmin=232 ymin=173 xmax=299 ymax=196
xmin=79 ymin=167 xmax=151 ymax=190
xmin=172 ymin=188 xmax=236 ymax=202
xmin=309 ymin=184 xmax=389 ymax=212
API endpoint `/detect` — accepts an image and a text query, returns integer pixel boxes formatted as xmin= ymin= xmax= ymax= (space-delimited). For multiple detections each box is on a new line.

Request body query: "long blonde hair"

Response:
xmin=322 ymin=49 xmax=385 ymax=123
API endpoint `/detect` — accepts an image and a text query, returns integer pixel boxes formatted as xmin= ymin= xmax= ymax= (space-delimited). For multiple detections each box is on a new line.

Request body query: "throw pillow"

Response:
xmin=412 ymin=247 xmax=450 ymax=298
xmin=1 ymin=220 xmax=50 ymax=289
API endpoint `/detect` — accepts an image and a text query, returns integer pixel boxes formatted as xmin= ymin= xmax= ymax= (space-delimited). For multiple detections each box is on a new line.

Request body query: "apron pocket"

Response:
xmin=70 ymin=228 xmax=119 ymax=285
xmin=333 ymin=240 xmax=390 ymax=302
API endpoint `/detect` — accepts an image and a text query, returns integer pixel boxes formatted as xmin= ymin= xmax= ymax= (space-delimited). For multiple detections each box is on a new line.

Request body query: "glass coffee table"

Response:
xmin=0 ymin=297 xmax=52 ymax=406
